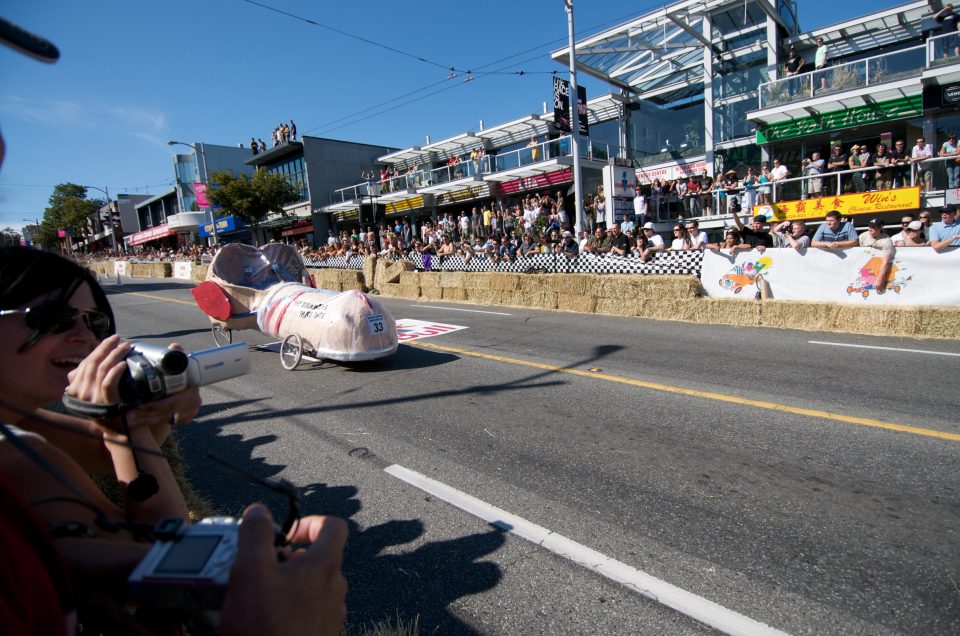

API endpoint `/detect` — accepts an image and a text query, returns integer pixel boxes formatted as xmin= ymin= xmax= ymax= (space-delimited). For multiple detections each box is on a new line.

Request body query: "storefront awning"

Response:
xmin=127 ymin=224 xmax=176 ymax=246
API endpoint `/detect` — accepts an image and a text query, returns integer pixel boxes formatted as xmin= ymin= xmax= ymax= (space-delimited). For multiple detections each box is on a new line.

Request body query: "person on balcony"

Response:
xmin=939 ymin=133 xmax=960 ymax=189
xmin=686 ymin=175 xmax=702 ymax=216
xmin=741 ymin=167 xmax=759 ymax=212
xmin=813 ymin=37 xmax=829 ymax=94
xmin=826 ymin=144 xmax=848 ymax=193
xmin=911 ymin=137 xmax=934 ymax=192
xmin=770 ymin=159 xmax=790 ymax=201
xmin=802 ymin=152 xmax=825 ymax=198
xmin=784 ymin=46 xmax=805 ymax=96
xmin=890 ymin=139 xmax=910 ymax=188
xmin=849 ymin=144 xmax=872 ymax=193
xmin=934 ymin=4 xmax=960 ymax=57
xmin=873 ymin=143 xmax=893 ymax=191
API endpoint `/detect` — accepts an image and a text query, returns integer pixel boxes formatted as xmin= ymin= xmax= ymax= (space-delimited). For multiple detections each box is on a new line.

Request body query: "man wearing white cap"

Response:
xmin=560 ymin=230 xmax=579 ymax=258
xmin=639 ymin=222 xmax=664 ymax=262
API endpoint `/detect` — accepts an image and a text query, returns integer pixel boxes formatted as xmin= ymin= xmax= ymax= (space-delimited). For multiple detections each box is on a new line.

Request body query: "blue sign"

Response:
xmin=198 ymin=215 xmax=247 ymax=237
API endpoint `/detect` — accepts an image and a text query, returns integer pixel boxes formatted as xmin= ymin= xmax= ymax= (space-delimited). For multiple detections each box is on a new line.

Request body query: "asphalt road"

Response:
xmin=103 ymin=276 xmax=960 ymax=635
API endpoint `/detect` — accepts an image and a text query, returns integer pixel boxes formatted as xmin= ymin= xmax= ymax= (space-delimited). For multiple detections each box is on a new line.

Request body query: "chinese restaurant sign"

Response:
xmin=753 ymin=187 xmax=920 ymax=221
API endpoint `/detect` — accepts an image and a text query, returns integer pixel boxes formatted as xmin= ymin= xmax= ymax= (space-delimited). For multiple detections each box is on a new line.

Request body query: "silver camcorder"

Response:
xmin=128 ymin=517 xmax=239 ymax=612
xmin=120 ymin=342 xmax=249 ymax=405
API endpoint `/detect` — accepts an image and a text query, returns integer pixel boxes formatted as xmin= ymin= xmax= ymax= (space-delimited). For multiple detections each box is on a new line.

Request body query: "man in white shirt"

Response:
xmin=771 ymin=159 xmax=790 ymax=201
xmin=639 ymin=222 xmax=665 ymax=262
xmin=684 ymin=220 xmax=708 ymax=250
xmin=911 ymin=136 xmax=934 ymax=192
xmin=633 ymin=190 xmax=647 ymax=225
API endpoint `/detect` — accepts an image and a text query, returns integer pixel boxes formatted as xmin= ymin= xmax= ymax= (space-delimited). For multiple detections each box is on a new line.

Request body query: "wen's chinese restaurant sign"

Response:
xmin=754 ymin=187 xmax=920 ymax=221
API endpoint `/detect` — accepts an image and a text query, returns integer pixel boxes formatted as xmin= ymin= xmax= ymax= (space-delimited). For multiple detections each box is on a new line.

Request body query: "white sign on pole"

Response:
xmin=601 ymin=165 xmax=638 ymax=226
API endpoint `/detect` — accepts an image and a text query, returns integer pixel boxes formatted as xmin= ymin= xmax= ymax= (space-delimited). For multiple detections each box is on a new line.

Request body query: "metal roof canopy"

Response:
xmin=421 ymin=131 xmax=485 ymax=160
xmin=552 ymin=0 xmax=785 ymax=103
xmin=786 ymin=1 xmax=928 ymax=60
xmin=475 ymin=114 xmax=552 ymax=147
xmin=378 ymin=146 xmax=435 ymax=168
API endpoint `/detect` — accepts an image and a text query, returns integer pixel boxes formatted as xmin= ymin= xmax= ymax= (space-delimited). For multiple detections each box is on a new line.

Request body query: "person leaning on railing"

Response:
xmin=811 ymin=210 xmax=859 ymax=249
xmin=938 ymin=133 xmax=960 ymax=189
xmin=930 ymin=205 xmax=960 ymax=252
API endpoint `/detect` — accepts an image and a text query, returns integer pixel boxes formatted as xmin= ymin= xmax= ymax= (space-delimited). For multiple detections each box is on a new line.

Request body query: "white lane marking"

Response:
xmin=808 ymin=341 xmax=960 ymax=357
xmin=384 ymin=464 xmax=789 ymax=636
xmin=416 ymin=305 xmax=512 ymax=316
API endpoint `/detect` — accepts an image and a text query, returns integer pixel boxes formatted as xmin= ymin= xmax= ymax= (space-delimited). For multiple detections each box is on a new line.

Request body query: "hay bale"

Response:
xmin=489 ymin=273 xmax=521 ymax=291
xmin=466 ymin=288 xmax=503 ymax=305
xmin=373 ymin=259 xmax=390 ymax=289
xmin=193 ymin=265 xmax=208 ymax=281
xmin=517 ymin=274 xmax=551 ymax=293
xmin=834 ymin=304 xmax=920 ymax=337
xmin=461 ymin=272 xmax=491 ymax=290
xmin=420 ymin=286 xmax=443 ymax=300
xmin=553 ymin=273 xmax=598 ymax=296
xmin=761 ymin=301 xmax=840 ymax=331
xmin=399 ymin=271 xmax=420 ymax=286
xmin=379 ymin=282 xmax=401 ymax=297
xmin=439 ymin=271 xmax=465 ymax=289
xmin=362 ymin=255 xmax=377 ymax=290
xmin=521 ymin=290 xmax=558 ymax=310
xmin=442 ymin=287 xmax=467 ymax=301
xmin=594 ymin=297 xmax=637 ymax=316
xmin=339 ymin=269 xmax=366 ymax=291
xmin=398 ymin=284 xmax=421 ymax=299
xmin=382 ymin=259 xmax=414 ymax=285
xmin=917 ymin=307 xmax=960 ymax=339
xmin=418 ymin=272 xmax=441 ymax=289
xmin=557 ymin=293 xmax=596 ymax=313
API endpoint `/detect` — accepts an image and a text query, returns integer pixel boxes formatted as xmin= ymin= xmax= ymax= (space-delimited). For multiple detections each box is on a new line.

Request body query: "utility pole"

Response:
xmin=564 ymin=0 xmax=585 ymax=236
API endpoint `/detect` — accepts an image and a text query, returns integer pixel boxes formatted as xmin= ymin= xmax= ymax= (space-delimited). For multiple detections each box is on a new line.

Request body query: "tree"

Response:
xmin=0 ymin=227 xmax=21 ymax=247
xmin=205 ymin=169 xmax=300 ymax=245
xmin=39 ymin=183 xmax=104 ymax=250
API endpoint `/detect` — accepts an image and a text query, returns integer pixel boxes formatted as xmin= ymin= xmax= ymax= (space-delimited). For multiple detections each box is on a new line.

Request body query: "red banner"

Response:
xmin=498 ymin=168 xmax=572 ymax=195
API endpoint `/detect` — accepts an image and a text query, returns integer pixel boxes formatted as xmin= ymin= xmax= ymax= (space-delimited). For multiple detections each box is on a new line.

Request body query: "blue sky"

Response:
xmin=0 ymin=0 xmax=905 ymax=232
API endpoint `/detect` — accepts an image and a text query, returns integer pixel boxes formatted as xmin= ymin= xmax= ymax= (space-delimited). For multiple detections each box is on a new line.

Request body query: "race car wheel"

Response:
xmin=212 ymin=324 xmax=233 ymax=347
xmin=280 ymin=333 xmax=303 ymax=370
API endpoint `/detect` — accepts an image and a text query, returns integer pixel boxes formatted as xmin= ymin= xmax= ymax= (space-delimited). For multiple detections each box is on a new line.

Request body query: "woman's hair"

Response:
xmin=0 ymin=247 xmax=115 ymax=347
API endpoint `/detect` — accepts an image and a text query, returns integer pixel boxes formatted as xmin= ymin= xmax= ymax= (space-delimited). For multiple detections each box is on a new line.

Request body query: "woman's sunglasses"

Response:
xmin=0 ymin=301 xmax=113 ymax=341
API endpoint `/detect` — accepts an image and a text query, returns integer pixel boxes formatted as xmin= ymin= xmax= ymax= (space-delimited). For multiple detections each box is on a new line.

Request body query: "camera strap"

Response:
xmin=61 ymin=393 xmax=132 ymax=420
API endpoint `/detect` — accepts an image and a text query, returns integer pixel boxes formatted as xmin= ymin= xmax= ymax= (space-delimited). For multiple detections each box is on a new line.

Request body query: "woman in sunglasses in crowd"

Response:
xmin=0 ymin=248 xmax=348 ymax=635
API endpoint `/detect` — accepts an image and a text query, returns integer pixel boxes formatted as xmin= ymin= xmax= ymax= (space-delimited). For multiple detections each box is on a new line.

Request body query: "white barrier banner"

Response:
xmin=173 ymin=261 xmax=192 ymax=280
xmin=114 ymin=261 xmax=127 ymax=276
xmin=701 ymin=247 xmax=960 ymax=306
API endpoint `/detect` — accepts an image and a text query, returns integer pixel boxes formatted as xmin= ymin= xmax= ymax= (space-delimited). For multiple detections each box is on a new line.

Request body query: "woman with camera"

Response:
xmin=0 ymin=247 xmax=346 ymax=635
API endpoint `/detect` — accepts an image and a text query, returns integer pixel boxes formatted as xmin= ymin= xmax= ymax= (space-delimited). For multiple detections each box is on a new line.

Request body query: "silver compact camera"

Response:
xmin=120 ymin=342 xmax=250 ymax=405
xmin=128 ymin=517 xmax=239 ymax=613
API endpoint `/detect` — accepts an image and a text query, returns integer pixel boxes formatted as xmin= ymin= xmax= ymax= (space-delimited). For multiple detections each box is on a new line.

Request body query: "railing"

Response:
xmin=659 ymin=153 xmax=958 ymax=220
xmin=758 ymin=45 xmax=926 ymax=109
xmin=494 ymin=137 xmax=570 ymax=171
xmin=423 ymin=155 xmax=491 ymax=187
xmin=928 ymin=31 xmax=960 ymax=68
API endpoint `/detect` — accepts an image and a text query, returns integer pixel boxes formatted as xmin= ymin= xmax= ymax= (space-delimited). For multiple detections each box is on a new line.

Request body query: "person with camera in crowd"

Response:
xmin=0 ymin=249 xmax=347 ymax=635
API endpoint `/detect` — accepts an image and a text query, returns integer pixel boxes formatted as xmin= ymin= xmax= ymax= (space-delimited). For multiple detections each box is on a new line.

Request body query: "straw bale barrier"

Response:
xmin=362 ymin=255 xmax=378 ymax=291
xmin=307 ymin=267 xmax=366 ymax=293
xmin=102 ymin=260 xmax=959 ymax=339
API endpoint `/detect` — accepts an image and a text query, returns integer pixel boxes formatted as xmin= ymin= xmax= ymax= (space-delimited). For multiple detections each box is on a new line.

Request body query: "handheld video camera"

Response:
xmin=120 ymin=342 xmax=249 ymax=405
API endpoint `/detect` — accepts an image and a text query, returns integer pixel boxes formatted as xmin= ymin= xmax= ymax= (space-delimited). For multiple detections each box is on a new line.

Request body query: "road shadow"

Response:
xmin=101 ymin=280 xmax=197 ymax=294
xmin=177 ymin=411 xmax=503 ymax=634
xmin=124 ymin=327 xmax=212 ymax=341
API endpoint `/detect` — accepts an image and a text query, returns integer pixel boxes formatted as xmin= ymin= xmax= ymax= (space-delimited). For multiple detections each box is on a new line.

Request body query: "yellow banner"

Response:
xmin=334 ymin=208 xmax=359 ymax=221
xmin=439 ymin=184 xmax=489 ymax=204
xmin=385 ymin=196 xmax=424 ymax=214
xmin=754 ymin=186 xmax=921 ymax=221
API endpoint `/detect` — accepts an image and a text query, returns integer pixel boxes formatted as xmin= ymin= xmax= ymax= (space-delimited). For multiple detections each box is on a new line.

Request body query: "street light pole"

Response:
xmin=21 ymin=218 xmax=41 ymax=246
xmin=168 ymin=140 xmax=215 ymax=245
xmin=82 ymin=184 xmax=117 ymax=252
xmin=564 ymin=0 xmax=585 ymax=236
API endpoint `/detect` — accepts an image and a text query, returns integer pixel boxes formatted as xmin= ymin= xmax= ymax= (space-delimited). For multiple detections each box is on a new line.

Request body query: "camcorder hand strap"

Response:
xmin=61 ymin=393 xmax=130 ymax=420
xmin=60 ymin=395 xmax=159 ymax=502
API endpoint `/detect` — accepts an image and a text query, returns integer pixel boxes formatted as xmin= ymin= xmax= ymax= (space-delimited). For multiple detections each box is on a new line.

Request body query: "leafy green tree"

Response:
xmin=39 ymin=183 xmax=104 ymax=249
xmin=205 ymin=169 xmax=300 ymax=245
